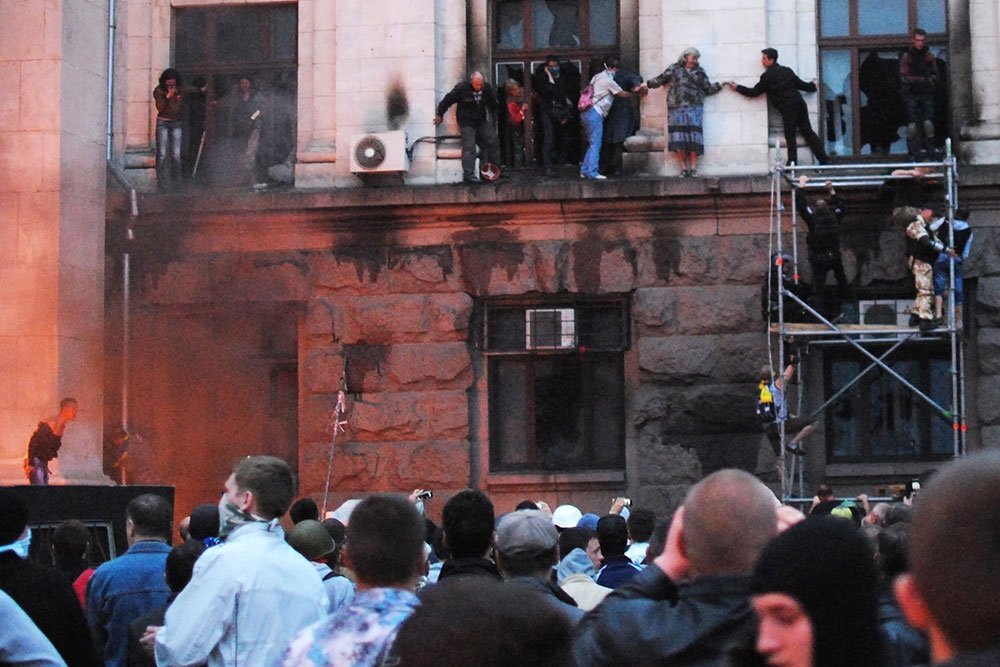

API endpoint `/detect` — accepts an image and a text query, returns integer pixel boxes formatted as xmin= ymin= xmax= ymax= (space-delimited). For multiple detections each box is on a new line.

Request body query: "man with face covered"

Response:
xmin=150 ymin=456 xmax=326 ymax=666
xmin=435 ymin=72 xmax=501 ymax=183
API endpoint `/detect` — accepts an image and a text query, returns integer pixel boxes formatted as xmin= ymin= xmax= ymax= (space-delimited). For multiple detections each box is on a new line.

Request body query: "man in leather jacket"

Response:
xmin=573 ymin=470 xmax=778 ymax=666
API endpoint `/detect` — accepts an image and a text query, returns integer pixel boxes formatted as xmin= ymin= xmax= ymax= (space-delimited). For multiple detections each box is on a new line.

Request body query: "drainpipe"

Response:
xmin=107 ymin=163 xmax=137 ymax=434
xmin=106 ymin=0 xmax=116 ymax=161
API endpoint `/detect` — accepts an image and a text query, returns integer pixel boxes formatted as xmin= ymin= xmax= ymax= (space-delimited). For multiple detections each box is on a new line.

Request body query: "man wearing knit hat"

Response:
xmin=574 ymin=469 xmax=777 ymax=666
xmin=751 ymin=515 xmax=883 ymax=667
xmin=895 ymin=451 xmax=1000 ymax=666
xmin=495 ymin=509 xmax=584 ymax=623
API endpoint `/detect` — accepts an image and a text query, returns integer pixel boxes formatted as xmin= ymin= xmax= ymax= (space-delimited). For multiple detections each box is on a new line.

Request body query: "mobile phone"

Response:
xmin=416 ymin=490 xmax=433 ymax=500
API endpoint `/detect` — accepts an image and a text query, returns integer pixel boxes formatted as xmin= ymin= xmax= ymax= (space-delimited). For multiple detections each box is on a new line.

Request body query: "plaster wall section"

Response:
xmin=961 ymin=0 xmax=1000 ymax=163
xmin=0 ymin=0 xmax=107 ymax=483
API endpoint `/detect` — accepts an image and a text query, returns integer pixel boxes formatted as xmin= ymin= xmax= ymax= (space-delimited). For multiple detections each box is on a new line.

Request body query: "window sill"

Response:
xmin=825 ymin=460 xmax=952 ymax=478
xmin=484 ymin=469 xmax=625 ymax=492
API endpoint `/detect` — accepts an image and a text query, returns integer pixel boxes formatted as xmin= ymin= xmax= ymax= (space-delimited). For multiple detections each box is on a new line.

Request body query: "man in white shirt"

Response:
xmin=150 ymin=456 xmax=327 ymax=666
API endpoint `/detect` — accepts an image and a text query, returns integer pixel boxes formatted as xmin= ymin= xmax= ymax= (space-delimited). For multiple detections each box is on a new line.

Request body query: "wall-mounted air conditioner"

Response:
xmin=525 ymin=308 xmax=576 ymax=349
xmin=858 ymin=299 xmax=910 ymax=327
xmin=349 ymin=131 xmax=409 ymax=173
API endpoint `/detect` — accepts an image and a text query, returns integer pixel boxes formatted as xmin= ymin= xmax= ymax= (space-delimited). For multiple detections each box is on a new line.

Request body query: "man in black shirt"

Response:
xmin=797 ymin=177 xmax=848 ymax=317
xmin=435 ymin=72 xmax=501 ymax=183
xmin=899 ymin=28 xmax=939 ymax=158
xmin=726 ymin=48 xmax=830 ymax=165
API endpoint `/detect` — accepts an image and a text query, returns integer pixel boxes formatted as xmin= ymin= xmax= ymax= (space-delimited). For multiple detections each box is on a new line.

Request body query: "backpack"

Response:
xmin=577 ymin=83 xmax=594 ymax=111
xmin=756 ymin=381 xmax=777 ymax=423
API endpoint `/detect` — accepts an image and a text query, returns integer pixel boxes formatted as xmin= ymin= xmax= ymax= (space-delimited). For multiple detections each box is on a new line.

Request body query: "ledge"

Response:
xmin=484 ymin=469 xmax=625 ymax=492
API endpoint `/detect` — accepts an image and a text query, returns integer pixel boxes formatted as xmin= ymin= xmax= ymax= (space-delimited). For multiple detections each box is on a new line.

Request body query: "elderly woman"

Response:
xmin=645 ymin=47 xmax=722 ymax=177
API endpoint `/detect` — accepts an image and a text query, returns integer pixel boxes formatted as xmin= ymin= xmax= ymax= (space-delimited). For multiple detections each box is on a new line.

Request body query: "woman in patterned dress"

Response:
xmin=645 ymin=47 xmax=722 ymax=177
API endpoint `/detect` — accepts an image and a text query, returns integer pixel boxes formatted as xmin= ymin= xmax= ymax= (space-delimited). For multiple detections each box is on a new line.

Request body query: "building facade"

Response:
xmin=4 ymin=1 xmax=1000 ymax=518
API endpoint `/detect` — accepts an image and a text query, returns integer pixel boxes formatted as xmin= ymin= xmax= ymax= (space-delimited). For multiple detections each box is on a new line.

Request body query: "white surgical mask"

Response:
xmin=0 ymin=528 xmax=32 ymax=559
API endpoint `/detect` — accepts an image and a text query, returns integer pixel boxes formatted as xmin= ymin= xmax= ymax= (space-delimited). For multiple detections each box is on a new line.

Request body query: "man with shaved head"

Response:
xmin=574 ymin=469 xmax=778 ymax=666
xmin=895 ymin=451 xmax=1000 ymax=666
xmin=434 ymin=71 xmax=501 ymax=183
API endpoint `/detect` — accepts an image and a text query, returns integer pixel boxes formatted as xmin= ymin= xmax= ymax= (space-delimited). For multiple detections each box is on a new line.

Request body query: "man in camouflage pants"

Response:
xmin=906 ymin=204 xmax=955 ymax=331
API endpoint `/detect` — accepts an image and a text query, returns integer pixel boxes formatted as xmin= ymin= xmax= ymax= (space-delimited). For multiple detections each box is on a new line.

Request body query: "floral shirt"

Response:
xmin=282 ymin=588 xmax=420 ymax=667
xmin=646 ymin=63 xmax=722 ymax=108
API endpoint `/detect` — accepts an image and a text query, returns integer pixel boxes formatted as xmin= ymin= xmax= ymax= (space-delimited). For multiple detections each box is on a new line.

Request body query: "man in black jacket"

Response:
xmin=899 ymin=28 xmax=939 ymax=158
xmin=437 ymin=490 xmax=502 ymax=581
xmin=797 ymin=177 xmax=848 ymax=317
xmin=573 ymin=469 xmax=778 ymax=666
xmin=0 ymin=488 xmax=99 ymax=667
xmin=726 ymin=48 xmax=830 ymax=165
xmin=435 ymin=72 xmax=501 ymax=183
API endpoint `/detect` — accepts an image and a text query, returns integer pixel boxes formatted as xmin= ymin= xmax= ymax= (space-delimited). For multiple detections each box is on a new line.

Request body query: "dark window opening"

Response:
xmin=171 ymin=4 xmax=298 ymax=188
xmin=817 ymin=0 xmax=948 ymax=158
xmin=824 ymin=346 xmax=955 ymax=462
xmin=491 ymin=1 xmax=620 ymax=167
xmin=482 ymin=297 xmax=628 ymax=473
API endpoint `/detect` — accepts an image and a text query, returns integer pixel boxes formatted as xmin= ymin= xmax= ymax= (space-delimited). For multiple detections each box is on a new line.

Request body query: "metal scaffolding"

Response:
xmin=767 ymin=139 xmax=967 ymax=501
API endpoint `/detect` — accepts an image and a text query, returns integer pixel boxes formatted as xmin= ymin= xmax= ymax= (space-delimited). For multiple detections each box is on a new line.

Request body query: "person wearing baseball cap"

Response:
xmin=495 ymin=510 xmax=583 ymax=623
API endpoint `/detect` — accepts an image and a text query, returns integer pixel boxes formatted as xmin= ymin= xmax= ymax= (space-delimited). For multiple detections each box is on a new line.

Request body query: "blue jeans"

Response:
xmin=155 ymin=118 xmax=184 ymax=187
xmin=580 ymin=107 xmax=604 ymax=178
xmin=28 ymin=457 xmax=49 ymax=485
xmin=933 ymin=259 xmax=964 ymax=304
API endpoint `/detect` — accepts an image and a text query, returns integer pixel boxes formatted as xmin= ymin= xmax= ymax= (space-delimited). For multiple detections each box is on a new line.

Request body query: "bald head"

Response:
xmin=683 ymin=469 xmax=777 ymax=576
xmin=909 ymin=452 xmax=1000 ymax=653
xmin=470 ymin=72 xmax=484 ymax=91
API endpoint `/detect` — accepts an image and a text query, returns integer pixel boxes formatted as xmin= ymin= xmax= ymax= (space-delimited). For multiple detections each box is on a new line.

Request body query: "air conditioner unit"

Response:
xmin=525 ymin=308 xmax=576 ymax=349
xmin=859 ymin=299 xmax=910 ymax=327
xmin=349 ymin=131 xmax=409 ymax=173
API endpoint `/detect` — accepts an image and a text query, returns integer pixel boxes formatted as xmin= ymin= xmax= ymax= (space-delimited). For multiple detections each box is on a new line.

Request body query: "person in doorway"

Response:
xmin=25 ymin=397 xmax=78 ymax=485
xmin=899 ymin=28 xmax=939 ymax=159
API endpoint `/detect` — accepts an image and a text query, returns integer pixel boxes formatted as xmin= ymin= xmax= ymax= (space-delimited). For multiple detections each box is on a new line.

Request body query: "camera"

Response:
xmin=416 ymin=490 xmax=433 ymax=500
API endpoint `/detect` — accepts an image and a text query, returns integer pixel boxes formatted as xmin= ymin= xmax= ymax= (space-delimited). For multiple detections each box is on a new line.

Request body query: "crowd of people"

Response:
xmin=437 ymin=44 xmax=834 ymax=183
xmin=2 ymin=450 xmax=999 ymax=666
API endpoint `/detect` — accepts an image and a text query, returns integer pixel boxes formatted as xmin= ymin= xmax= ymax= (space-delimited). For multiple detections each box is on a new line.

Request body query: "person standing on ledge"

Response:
xmin=725 ymin=48 xmax=830 ymax=166
xmin=434 ymin=72 xmax=501 ymax=184
xmin=25 ymin=397 xmax=78 ymax=485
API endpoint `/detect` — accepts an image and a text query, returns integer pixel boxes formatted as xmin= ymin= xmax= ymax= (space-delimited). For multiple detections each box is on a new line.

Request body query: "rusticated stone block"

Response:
xmin=339 ymin=292 xmax=473 ymax=344
xmin=673 ymin=236 xmax=718 ymax=284
xmin=458 ymin=243 xmax=536 ymax=296
xmin=213 ymin=255 xmax=309 ymax=302
xmin=717 ymin=235 xmax=770 ymax=284
xmin=634 ymin=286 xmax=760 ymax=335
xmin=300 ymin=393 xmax=341 ymax=443
xmin=305 ymin=297 xmax=344 ymax=340
xmin=299 ymin=439 xmax=471 ymax=494
xmin=678 ymin=433 xmax=764 ymax=475
xmin=632 ymin=484 xmax=691 ymax=517
xmin=977 ymin=375 xmax=1000 ymax=425
xmin=427 ymin=390 xmax=470 ymax=439
xmin=350 ymin=392 xmax=426 ymax=441
xmin=531 ymin=241 xmax=571 ymax=293
xmin=979 ymin=424 xmax=1000 ymax=448
xmin=635 ymin=437 xmax=703 ymax=485
xmin=386 ymin=343 xmax=473 ymax=389
xmin=302 ymin=346 xmax=345 ymax=394
xmin=634 ymin=383 xmax=762 ymax=435
xmin=977 ymin=329 xmax=1000 ymax=375
xmin=637 ymin=334 xmax=764 ymax=383
xmin=977 ymin=276 xmax=1000 ymax=311
xmin=855 ymin=230 xmax=908 ymax=285
xmin=632 ymin=287 xmax=678 ymax=331
xmin=311 ymin=249 xmax=388 ymax=294
xmin=568 ymin=240 xmax=639 ymax=294
xmin=387 ymin=246 xmax=458 ymax=293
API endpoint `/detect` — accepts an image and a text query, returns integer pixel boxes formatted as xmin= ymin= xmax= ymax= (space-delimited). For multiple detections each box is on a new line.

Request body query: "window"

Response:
xmin=172 ymin=4 xmax=298 ymax=186
xmin=491 ymin=1 xmax=619 ymax=166
xmin=480 ymin=297 xmax=628 ymax=472
xmin=817 ymin=0 xmax=947 ymax=157
xmin=824 ymin=346 xmax=955 ymax=462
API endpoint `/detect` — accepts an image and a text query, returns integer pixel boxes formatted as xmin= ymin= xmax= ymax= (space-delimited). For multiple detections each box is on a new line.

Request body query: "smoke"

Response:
xmin=386 ymin=78 xmax=409 ymax=130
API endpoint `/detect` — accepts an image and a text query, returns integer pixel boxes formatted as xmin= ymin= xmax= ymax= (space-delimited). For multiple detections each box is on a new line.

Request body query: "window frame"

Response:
xmin=822 ymin=343 xmax=956 ymax=463
xmin=816 ymin=0 xmax=948 ymax=158
xmin=479 ymin=295 xmax=630 ymax=475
